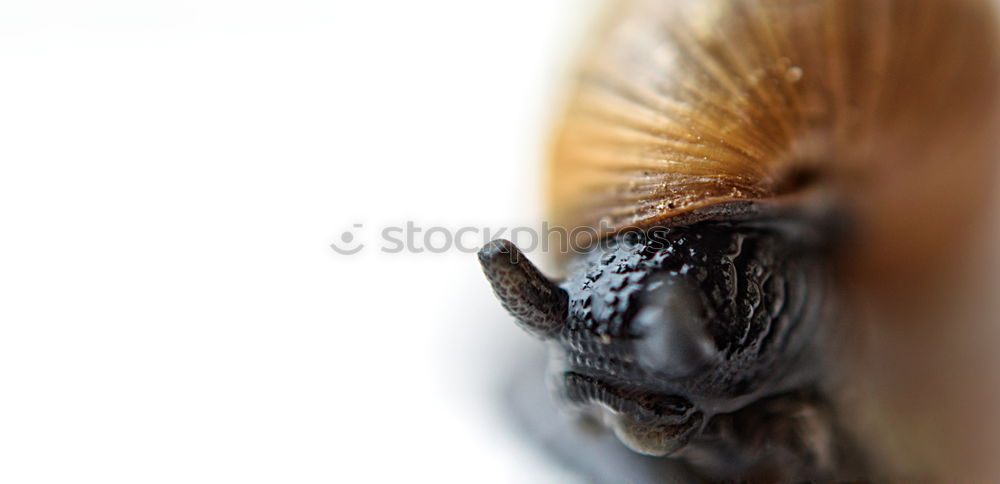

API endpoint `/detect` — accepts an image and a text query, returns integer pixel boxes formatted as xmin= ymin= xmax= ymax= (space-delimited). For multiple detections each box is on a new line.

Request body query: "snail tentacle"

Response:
xmin=478 ymin=239 xmax=568 ymax=339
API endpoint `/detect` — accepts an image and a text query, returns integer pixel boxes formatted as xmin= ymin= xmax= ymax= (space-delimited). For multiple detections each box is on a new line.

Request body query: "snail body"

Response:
xmin=480 ymin=0 xmax=999 ymax=479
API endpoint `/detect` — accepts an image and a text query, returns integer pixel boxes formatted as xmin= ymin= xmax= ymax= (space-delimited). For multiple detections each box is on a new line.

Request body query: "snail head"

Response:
xmin=479 ymin=223 xmax=833 ymax=458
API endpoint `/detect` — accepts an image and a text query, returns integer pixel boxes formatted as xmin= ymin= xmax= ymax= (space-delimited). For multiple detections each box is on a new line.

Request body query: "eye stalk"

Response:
xmin=478 ymin=239 xmax=568 ymax=339
xmin=632 ymin=275 xmax=718 ymax=379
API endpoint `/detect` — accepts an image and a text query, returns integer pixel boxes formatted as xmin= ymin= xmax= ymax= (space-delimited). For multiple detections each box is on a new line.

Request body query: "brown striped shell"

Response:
xmin=549 ymin=0 xmax=1000 ymax=271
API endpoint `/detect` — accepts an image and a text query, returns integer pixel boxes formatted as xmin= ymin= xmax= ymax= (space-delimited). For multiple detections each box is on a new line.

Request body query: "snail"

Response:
xmin=479 ymin=0 xmax=1000 ymax=480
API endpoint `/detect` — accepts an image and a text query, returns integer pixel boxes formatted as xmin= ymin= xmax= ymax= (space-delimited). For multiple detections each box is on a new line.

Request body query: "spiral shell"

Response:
xmin=549 ymin=0 xmax=999 ymax=271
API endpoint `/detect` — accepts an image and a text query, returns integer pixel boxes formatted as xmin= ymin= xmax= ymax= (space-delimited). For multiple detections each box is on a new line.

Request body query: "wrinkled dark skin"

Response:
xmin=480 ymin=222 xmax=863 ymax=479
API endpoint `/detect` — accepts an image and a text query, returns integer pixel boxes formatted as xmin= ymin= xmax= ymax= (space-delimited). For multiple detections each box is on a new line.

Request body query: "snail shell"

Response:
xmin=549 ymin=0 xmax=999 ymax=278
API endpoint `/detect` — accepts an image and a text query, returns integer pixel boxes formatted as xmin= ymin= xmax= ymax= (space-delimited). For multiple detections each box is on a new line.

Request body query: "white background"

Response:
xmin=0 ymin=1 xmax=599 ymax=482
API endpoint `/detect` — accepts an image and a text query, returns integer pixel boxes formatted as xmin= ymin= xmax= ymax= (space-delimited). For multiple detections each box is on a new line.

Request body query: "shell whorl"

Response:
xmin=549 ymin=0 xmax=1000 ymax=257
